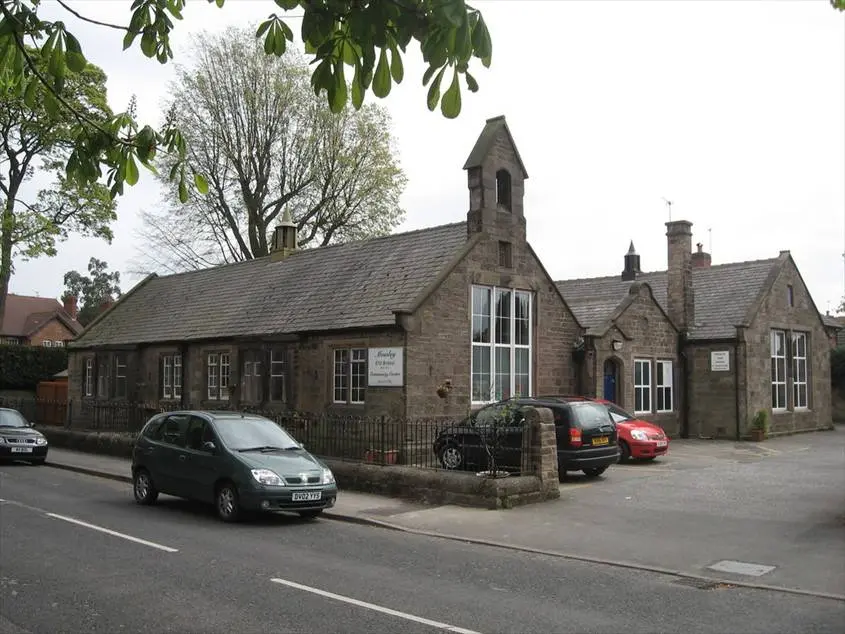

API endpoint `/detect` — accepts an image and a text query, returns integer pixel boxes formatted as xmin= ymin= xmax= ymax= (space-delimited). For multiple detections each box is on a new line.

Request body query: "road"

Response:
xmin=0 ymin=464 xmax=843 ymax=633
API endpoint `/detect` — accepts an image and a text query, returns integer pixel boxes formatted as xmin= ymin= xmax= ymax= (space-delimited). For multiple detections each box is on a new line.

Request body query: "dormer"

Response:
xmin=463 ymin=115 xmax=529 ymax=243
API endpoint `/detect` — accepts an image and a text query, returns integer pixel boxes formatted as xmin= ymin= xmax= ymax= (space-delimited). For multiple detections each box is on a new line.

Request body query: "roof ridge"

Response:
xmin=142 ymin=221 xmax=469 ymax=283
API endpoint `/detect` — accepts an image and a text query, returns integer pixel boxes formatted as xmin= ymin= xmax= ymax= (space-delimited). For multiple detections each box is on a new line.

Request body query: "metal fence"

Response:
xmin=1 ymin=397 xmax=533 ymax=476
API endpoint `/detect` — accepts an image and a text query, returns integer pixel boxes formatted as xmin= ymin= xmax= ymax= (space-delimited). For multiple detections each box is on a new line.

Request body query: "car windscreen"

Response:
xmin=0 ymin=409 xmax=28 ymax=428
xmin=213 ymin=417 xmax=300 ymax=450
xmin=605 ymin=404 xmax=635 ymax=423
xmin=569 ymin=402 xmax=614 ymax=430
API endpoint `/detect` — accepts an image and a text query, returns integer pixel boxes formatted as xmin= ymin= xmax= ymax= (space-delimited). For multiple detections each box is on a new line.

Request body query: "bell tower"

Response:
xmin=463 ymin=115 xmax=529 ymax=244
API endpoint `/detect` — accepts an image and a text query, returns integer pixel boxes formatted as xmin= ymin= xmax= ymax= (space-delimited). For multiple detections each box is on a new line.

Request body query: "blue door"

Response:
xmin=603 ymin=360 xmax=617 ymax=403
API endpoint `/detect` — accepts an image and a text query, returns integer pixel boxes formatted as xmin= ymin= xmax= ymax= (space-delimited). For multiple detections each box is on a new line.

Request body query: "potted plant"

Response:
xmin=749 ymin=409 xmax=768 ymax=442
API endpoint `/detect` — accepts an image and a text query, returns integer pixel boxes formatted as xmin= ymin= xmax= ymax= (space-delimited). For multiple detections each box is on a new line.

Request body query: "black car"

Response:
xmin=433 ymin=396 xmax=619 ymax=479
xmin=0 ymin=407 xmax=49 ymax=465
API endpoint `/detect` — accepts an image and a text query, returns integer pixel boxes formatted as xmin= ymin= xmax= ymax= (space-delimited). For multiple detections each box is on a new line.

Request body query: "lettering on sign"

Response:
xmin=368 ymin=347 xmax=404 ymax=387
xmin=710 ymin=350 xmax=730 ymax=372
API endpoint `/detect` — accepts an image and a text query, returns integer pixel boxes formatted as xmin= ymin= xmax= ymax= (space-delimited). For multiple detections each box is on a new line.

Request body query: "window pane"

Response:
xmin=495 ymin=289 xmax=511 ymax=345
xmin=514 ymin=348 xmax=530 ymax=397
xmin=515 ymin=292 xmax=530 ymax=345
xmin=333 ymin=349 xmax=348 ymax=403
xmin=351 ymin=349 xmax=366 ymax=403
xmin=494 ymin=346 xmax=511 ymax=400
xmin=472 ymin=287 xmax=491 ymax=343
xmin=472 ymin=345 xmax=491 ymax=402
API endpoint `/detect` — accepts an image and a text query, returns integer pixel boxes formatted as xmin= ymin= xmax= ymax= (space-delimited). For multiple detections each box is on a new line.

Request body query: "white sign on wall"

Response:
xmin=368 ymin=347 xmax=404 ymax=387
xmin=710 ymin=350 xmax=731 ymax=372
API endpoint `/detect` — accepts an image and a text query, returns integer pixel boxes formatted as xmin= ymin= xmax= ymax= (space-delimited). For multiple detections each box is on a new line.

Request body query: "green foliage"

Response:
xmin=0 ymin=1 xmax=492 ymax=206
xmin=62 ymin=258 xmax=121 ymax=326
xmin=0 ymin=47 xmax=117 ymax=320
xmin=832 ymin=0 xmax=845 ymax=10
xmin=750 ymin=409 xmax=769 ymax=432
xmin=0 ymin=344 xmax=68 ymax=390
xmin=831 ymin=346 xmax=845 ymax=391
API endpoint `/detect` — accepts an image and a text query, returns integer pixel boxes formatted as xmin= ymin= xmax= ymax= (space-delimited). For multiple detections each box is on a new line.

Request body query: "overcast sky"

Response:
xmin=11 ymin=0 xmax=845 ymax=315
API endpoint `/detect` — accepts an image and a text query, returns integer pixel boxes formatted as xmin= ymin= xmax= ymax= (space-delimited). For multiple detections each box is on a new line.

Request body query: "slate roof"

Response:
xmin=71 ymin=222 xmax=471 ymax=348
xmin=1 ymin=294 xmax=83 ymax=338
xmin=556 ymin=257 xmax=781 ymax=340
xmin=822 ymin=314 xmax=845 ymax=329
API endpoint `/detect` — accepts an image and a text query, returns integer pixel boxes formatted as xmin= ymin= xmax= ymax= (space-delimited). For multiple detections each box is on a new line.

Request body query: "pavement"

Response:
xmin=24 ymin=429 xmax=845 ymax=601
xmin=2 ymin=464 xmax=844 ymax=633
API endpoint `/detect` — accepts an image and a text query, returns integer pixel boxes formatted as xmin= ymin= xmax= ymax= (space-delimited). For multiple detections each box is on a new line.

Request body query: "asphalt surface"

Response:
xmin=1 ymin=464 xmax=844 ymax=634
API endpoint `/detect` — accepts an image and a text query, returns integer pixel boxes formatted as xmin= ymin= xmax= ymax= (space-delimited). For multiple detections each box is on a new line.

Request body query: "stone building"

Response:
xmin=66 ymin=116 xmax=582 ymax=419
xmin=557 ymin=221 xmax=832 ymax=439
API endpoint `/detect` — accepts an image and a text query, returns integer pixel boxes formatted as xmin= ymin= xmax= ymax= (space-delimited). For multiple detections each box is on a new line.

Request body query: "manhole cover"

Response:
xmin=707 ymin=560 xmax=776 ymax=577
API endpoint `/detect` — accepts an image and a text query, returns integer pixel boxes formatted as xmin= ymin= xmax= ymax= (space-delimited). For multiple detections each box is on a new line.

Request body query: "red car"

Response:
xmin=593 ymin=400 xmax=670 ymax=462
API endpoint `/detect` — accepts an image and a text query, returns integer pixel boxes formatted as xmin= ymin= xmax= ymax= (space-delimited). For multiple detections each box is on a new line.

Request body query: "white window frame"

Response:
xmin=53 ymin=340 xmax=64 ymax=347
xmin=634 ymin=359 xmax=652 ymax=414
xmin=333 ymin=348 xmax=367 ymax=404
xmin=162 ymin=356 xmax=173 ymax=399
xmin=655 ymin=360 xmax=673 ymax=413
xmin=173 ymin=354 xmax=182 ymax=400
xmin=791 ymin=331 xmax=808 ymax=410
xmin=470 ymin=285 xmax=533 ymax=405
xmin=42 ymin=340 xmax=53 ymax=347
xmin=84 ymin=357 xmax=94 ymax=397
xmin=771 ymin=330 xmax=787 ymax=411
xmin=269 ymin=348 xmax=286 ymax=403
xmin=207 ymin=352 xmax=231 ymax=401
xmin=114 ymin=353 xmax=127 ymax=400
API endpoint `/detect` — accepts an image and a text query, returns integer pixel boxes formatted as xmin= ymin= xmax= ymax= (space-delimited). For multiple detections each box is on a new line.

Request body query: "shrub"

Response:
xmin=0 ymin=345 xmax=68 ymax=390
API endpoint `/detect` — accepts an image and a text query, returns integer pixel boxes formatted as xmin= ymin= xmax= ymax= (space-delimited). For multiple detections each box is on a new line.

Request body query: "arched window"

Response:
xmin=495 ymin=169 xmax=512 ymax=211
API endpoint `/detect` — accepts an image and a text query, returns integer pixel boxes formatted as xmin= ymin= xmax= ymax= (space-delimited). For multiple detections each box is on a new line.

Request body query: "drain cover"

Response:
xmin=707 ymin=560 xmax=776 ymax=577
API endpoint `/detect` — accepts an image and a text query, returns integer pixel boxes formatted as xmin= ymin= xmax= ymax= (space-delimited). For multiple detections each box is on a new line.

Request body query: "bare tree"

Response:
xmin=131 ymin=27 xmax=407 ymax=275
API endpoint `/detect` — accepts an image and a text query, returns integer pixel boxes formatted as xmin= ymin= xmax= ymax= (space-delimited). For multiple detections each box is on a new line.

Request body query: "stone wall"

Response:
xmin=687 ymin=342 xmax=740 ymax=439
xmin=743 ymin=257 xmax=832 ymax=434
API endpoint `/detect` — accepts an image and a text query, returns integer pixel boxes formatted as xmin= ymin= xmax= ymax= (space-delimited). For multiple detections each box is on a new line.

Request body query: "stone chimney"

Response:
xmin=270 ymin=208 xmax=298 ymax=262
xmin=62 ymin=295 xmax=78 ymax=320
xmin=621 ymin=240 xmax=641 ymax=281
xmin=666 ymin=220 xmax=695 ymax=331
xmin=463 ymin=115 xmax=529 ymax=244
xmin=691 ymin=242 xmax=711 ymax=269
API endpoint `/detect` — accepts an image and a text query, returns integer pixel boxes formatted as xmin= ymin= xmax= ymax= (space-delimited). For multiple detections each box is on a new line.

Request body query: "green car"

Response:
xmin=131 ymin=410 xmax=338 ymax=522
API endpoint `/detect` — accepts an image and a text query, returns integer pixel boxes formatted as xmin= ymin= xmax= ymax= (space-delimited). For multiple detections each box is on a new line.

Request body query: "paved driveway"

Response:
xmin=372 ymin=428 xmax=845 ymax=597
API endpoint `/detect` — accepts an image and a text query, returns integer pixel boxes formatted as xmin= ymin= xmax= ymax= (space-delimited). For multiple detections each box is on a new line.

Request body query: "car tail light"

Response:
xmin=569 ymin=427 xmax=582 ymax=447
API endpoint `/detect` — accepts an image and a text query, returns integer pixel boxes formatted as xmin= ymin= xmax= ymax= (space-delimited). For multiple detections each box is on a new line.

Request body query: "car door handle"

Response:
xmin=178 ymin=454 xmax=186 ymax=461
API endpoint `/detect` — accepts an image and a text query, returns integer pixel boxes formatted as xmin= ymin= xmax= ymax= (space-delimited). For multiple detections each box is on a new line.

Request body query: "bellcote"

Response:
xmin=463 ymin=115 xmax=528 ymax=242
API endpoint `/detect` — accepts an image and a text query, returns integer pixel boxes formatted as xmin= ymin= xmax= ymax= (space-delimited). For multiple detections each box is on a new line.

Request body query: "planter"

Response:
xmin=750 ymin=428 xmax=766 ymax=442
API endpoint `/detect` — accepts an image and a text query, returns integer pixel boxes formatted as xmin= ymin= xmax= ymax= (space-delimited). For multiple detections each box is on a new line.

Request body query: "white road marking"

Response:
xmin=270 ymin=577 xmax=483 ymax=634
xmin=44 ymin=512 xmax=179 ymax=553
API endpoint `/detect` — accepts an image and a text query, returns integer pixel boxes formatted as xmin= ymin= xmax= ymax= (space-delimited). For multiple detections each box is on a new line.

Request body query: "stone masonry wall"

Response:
xmin=743 ymin=257 xmax=832 ymax=434
xmin=597 ymin=283 xmax=681 ymax=436
xmin=687 ymin=342 xmax=739 ymax=439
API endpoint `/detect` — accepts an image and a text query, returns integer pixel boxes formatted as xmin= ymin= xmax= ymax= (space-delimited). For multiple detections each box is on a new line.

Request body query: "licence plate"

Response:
xmin=592 ymin=436 xmax=609 ymax=446
xmin=656 ymin=440 xmax=668 ymax=447
xmin=292 ymin=491 xmax=322 ymax=502
xmin=11 ymin=447 xmax=32 ymax=453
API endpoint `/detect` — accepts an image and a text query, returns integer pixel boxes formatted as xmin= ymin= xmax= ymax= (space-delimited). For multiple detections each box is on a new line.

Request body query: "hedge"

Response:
xmin=831 ymin=346 xmax=845 ymax=392
xmin=0 ymin=345 xmax=68 ymax=390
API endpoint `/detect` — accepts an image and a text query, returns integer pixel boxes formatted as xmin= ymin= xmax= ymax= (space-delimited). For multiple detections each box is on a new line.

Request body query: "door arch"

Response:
xmin=603 ymin=358 xmax=621 ymax=404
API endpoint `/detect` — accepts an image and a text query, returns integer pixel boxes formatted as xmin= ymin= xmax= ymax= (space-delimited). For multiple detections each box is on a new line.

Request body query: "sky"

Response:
xmin=10 ymin=0 xmax=845 ymax=315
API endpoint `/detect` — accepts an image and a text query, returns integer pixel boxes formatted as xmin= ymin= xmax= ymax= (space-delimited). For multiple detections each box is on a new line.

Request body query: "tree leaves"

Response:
xmin=0 ymin=0 xmax=495 ymax=207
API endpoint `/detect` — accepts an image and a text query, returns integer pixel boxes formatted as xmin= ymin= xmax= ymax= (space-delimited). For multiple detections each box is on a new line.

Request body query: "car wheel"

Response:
xmin=583 ymin=466 xmax=608 ymax=478
xmin=438 ymin=442 xmax=464 ymax=470
xmin=618 ymin=440 xmax=631 ymax=463
xmin=133 ymin=468 xmax=159 ymax=505
xmin=216 ymin=481 xmax=241 ymax=523
xmin=298 ymin=509 xmax=323 ymax=519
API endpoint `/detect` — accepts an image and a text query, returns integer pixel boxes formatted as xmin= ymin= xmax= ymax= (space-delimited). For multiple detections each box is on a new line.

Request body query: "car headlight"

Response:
xmin=35 ymin=437 xmax=48 ymax=446
xmin=630 ymin=430 xmax=649 ymax=441
xmin=251 ymin=469 xmax=285 ymax=486
xmin=322 ymin=468 xmax=335 ymax=484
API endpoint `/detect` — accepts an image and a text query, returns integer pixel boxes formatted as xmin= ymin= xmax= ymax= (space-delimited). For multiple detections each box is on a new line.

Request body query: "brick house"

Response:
xmin=557 ymin=221 xmax=832 ymax=439
xmin=1 ymin=293 xmax=83 ymax=347
xmin=66 ymin=116 xmax=583 ymax=419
